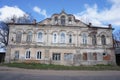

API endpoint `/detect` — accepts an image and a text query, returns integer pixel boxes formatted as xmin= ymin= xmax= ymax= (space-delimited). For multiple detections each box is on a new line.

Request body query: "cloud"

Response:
xmin=33 ymin=6 xmax=47 ymax=18
xmin=74 ymin=0 xmax=120 ymax=27
xmin=0 ymin=6 xmax=26 ymax=21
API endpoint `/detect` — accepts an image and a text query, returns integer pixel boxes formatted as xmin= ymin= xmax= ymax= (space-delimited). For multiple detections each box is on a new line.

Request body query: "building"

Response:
xmin=0 ymin=53 xmax=5 ymax=63
xmin=5 ymin=11 xmax=116 ymax=65
xmin=113 ymin=40 xmax=120 ymax=65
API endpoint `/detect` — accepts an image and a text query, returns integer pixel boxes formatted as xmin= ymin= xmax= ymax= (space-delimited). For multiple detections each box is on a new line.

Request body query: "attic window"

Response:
xmin=68 ymin=17 xmax=72 ymax=24
xmin=61 ymin=16 xmax=65 ymax=25
xmin=54 ymin=16 xmax=58 ymax=24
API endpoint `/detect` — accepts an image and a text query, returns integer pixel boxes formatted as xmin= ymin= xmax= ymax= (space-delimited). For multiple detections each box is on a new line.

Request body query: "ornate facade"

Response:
xmin=5 ymin=11 xmax=116 ymax=65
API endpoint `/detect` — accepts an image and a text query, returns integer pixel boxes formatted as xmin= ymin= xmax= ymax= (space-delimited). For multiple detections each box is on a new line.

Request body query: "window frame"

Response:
xmin=68 ymin=34 xmax=72 ymax=44
xmin=52 ymin=32 xmax=58 ymax=43
xmin=36 ymin=51 xmax=42 ymax=60
xmin=68 ymin=17 xmax=72 ymax=24
xmin=60 ymin=32 xmax=66 ymax=43
xmin=54 ymin=16 xmax=58 ymax=24
xmin=16 ymin=31 xmax=22 ymax=43
xmin=82 ymin=33 xmax=87 ymax=45
xmin=83 ymin=53 xmax=87 ymax=61
xmin=92 ymin=34 xmax=97 ymax=45
xmin=37 ymin=31 xmax=43 ymax=42
xmin=52 ymin=53 xmax=61 ymax=61
xmin=25 ymin=50 xmax=31 ymax=59
xmin=101 ymin=35 xmax=106 ymax=45
xmin=64 ymin=53 xmax=73 ymax=61
xmin=14 ymin=50 xmax=19 ymax=60
xmin=61 ymin=15 xmax=65 ymax=25
xmin=26 ymin=31 xmax=32 ymax=43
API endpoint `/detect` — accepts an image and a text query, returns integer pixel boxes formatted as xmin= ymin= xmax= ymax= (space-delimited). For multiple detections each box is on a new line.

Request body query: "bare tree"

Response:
xmin=0 ymin=21 xmax=9 ymax=49
xmin=113 ymin=30 xmax=120 ymax=48
xmin=0 ymin=13 xmax=34 ymax=50
xmin=113 ymin=30 xmax=120 ymax=41
xmin=6 ymin=13 xmax=34 ymax=23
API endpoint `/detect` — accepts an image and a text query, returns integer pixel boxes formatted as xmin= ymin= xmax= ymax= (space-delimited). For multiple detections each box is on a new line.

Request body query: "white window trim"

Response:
xmin=52 ymin=32 xmax=58 ymax=43
xmin=82 ymin=33 xmax=87 ymax=45
xmin=25 ymin=50 xmax=31 ymax=59
xmin=26 ymin=31 xmax=33 ymax=42
xmin=36 ymin=51 xmax=42 ymax=60
xmin=68 ymin=34 xmax=72 ymax=44
xmin=52 ymin=53 xmax=61 ymax=61
xmin=37 ymin=31 xmax=44 ymax=42
xmin=60 ymin=32 xmax=66 ymax=43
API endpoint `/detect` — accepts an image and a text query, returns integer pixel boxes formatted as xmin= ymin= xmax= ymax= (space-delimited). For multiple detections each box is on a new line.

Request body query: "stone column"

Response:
xmin=44 ymin=49 xmax=50 ymax=64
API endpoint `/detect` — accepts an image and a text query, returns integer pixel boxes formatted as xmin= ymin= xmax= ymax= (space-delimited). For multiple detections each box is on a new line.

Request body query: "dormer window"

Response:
xmin=54 ymin=16 xmax=58 ymax=24
xmin=68 ymin=17 xmax=72 ymax=24
xmin=61 ymin=16 xmax=65 ymax=25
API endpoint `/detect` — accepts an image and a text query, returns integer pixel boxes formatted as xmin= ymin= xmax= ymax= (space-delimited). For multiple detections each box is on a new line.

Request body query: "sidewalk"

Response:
xmin=0 ymin=66 xmax=120 ymax=76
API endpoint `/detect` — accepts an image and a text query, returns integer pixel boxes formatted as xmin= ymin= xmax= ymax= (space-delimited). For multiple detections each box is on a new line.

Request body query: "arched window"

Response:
xmin=61 ymin=16 xmax=65 ymax=25
xmin=60 ymin=32 xmax=65 ymax=43
xmin=69 ymin=34 xmax=72 ymax=43
xmin=16 ymin=31 xmax=22 ymax=43
xmin=53 ymin=33 xmax=58 ymax=43
xmin=54 ymin=16 xmax=58 ymax=24
xmin=26 ymin=31 xmax=32 ymax=42
xmin=101 ymin=35 xmax=106 ymax=45
xmin=92 ymin=34 xmax=97 ymax=45
xmin=36 ymin=51 xmax=42 ymax=59
xmin=68 ymin=17 xmax=72 ymax=24
xmin=37 ymin=32 xmax=43 ymax=42
xmin=82 ymin=33 xmax=87 ymax=44
xmin=26 ymin=50 xmax=30 ymax=59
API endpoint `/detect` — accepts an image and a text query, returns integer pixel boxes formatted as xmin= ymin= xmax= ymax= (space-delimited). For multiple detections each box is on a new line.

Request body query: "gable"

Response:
xmin=38 ymin=10 xmax=87 ymax=27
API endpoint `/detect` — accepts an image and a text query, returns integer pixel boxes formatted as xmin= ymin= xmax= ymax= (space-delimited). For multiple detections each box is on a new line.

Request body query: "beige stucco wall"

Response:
xmin=5 ymin=11 xmax=115 ymax=65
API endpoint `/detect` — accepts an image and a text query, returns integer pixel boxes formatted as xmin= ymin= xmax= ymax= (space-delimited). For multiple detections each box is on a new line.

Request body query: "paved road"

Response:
xmin=0 ymin=66 xmax=120 ymax=80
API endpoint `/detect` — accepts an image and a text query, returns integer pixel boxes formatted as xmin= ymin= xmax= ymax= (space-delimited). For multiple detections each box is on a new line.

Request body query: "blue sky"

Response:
xmin=0 ymin=0 xmax=120 ymax=31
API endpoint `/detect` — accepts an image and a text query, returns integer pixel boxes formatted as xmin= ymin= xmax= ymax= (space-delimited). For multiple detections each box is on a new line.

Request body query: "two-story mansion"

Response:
xmin=5 ymin=11 xmax=116 ymax=65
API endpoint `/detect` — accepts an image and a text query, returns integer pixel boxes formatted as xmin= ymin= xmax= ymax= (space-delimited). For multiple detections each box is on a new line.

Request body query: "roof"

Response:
xmin=6 ymin=11 xmax=113 ymax=30
xmin=7 ymin=23 xmax=36 ymax=25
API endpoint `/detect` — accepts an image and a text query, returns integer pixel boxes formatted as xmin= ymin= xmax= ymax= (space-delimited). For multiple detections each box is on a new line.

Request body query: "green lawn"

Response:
xmin=1 ymin=63 xmax=120 ymax=70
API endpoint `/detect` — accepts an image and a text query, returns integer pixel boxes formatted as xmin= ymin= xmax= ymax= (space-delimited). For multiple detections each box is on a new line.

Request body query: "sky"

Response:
xmin=0 ymin=0 xmax=120 ymax=31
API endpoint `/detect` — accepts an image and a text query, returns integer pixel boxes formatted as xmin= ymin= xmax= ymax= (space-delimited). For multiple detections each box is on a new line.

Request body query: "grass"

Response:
xmin=1 ymin=63 xmax=120 ymax=70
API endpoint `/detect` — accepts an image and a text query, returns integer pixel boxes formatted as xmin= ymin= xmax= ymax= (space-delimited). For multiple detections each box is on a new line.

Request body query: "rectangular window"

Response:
xmin=64 ymin=53 xmax=73 ymax=61
xmin=37 ymin=51 xmax=42 ymax=59
xmin=97 ymin=53 xmax=103 ymax=61
xmin=52 ymin=53 xmax=61 ymax=61
xmin=83 ymin=53 xmax=87 ymax=60
xmin=16 ymin=32 xmax=22 ymax=43
xmin=14 ymin=51 xmax=19 ymax=60
xmin=93 ymin=53 xmax=97 ymax=60
xmin=82 ymin=34 xmax=87 ymax=45
xmin=26 ymin=31 xmax=32 ymax=43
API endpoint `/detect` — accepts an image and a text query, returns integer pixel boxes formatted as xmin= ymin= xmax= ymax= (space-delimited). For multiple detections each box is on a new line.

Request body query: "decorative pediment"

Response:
xmin=38 ymin=10 xmax=87 ymax=27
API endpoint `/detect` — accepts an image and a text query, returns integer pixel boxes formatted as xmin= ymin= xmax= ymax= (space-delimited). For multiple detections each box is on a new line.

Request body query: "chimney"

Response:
xmin=108 ymin=24 xmax=112 ymax=28
xmin=88 ymin=22 xmax=92 ymax=27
